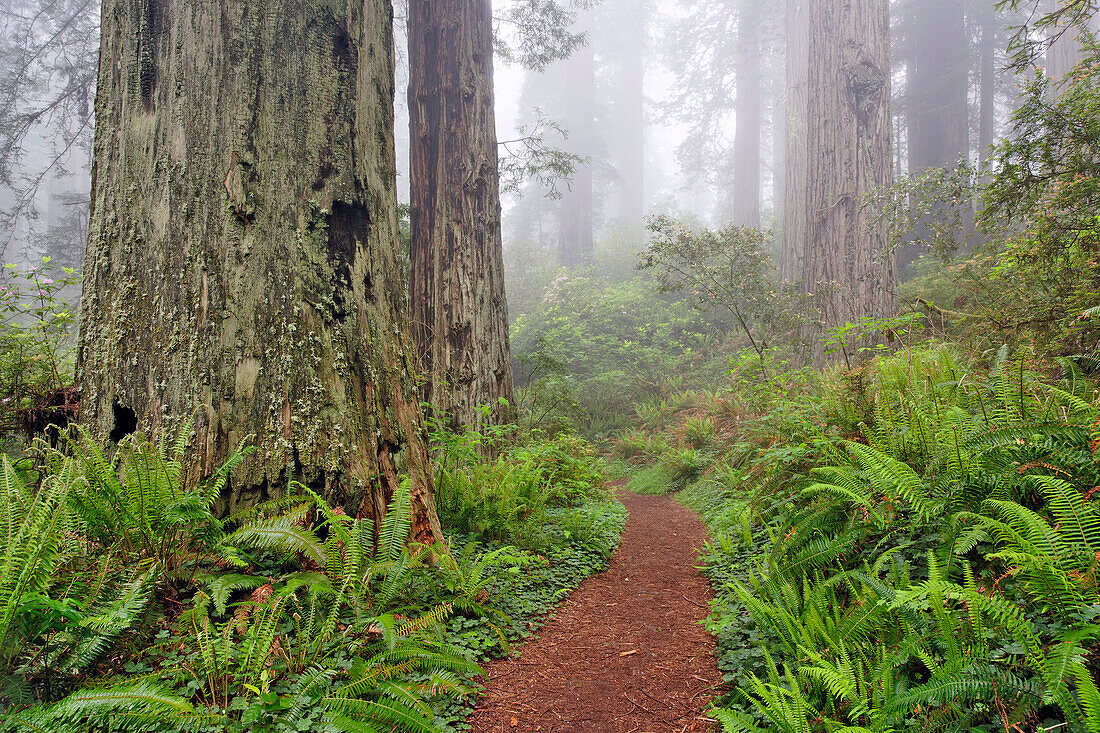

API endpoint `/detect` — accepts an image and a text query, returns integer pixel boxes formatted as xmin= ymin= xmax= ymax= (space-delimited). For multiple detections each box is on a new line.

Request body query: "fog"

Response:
xmin=0 ymin=0 xmax=1074 ymax=274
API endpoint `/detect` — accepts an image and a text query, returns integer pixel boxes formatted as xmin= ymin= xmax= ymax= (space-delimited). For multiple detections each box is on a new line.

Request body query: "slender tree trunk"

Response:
xmin=407 ymin=0 xmax=515 ymax=438
xmin=731 ymin=0 xmax=761 ymax=227
xmin=908 ymin=0 xmax=968 ymax=171
xmin=617 ymin=5 xmax=646 ymax=225
xmin=979 ymin=0 xmax=997 ymax=168
xmin=802 ymin=0 xmax=896 ymax=350
xmin=781 ymin=0 xmax=808 ymax=282
xmin=559 ymin=33 xmax=595 ymax=266
xmin=772 ymin=94 xmax=786 ymax=226
xmin=78 ymin=0 xmax=442 ymax=545
xmin=902 ymin=0 xmax=967 ymax=270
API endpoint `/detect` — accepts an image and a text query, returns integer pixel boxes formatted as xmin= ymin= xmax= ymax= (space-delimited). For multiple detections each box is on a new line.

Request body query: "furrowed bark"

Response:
xmin=407 ymin=0 xmax=515 ymax=438
xmin=801 ymin=0 xmax=896 ymax=355
xmin=78 ymin=0 xmax=442 ymax=545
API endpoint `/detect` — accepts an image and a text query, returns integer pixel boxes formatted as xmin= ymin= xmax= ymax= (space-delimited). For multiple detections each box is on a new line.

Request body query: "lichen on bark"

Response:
xmin=78 ymin=0 xmax=442 ymax=545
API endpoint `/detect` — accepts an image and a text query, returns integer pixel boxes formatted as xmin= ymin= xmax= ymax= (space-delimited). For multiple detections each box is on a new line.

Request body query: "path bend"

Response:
xmin=468 ymin=490 xmax=722 ymax=733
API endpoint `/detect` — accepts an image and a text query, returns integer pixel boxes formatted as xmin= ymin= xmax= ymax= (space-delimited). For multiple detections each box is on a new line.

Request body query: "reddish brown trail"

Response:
xmin=467 ymin=489 xmax=722 ymax=733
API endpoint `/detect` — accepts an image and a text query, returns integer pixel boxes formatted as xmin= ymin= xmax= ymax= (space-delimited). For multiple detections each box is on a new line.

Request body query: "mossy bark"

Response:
xmin=78 ymin=0 xmax=442 ymax=545
xmin=801 ymin=0 xmax=896 ymax=353
xmin=407 ymin=0 xmax=514 ymax=436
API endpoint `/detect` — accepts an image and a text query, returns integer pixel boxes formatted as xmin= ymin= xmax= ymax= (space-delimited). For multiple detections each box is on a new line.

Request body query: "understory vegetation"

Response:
xmin=626 ymin=346 xmax=1100 ymax=731
xmin=0 ymin=423 xmax=622 ymax=731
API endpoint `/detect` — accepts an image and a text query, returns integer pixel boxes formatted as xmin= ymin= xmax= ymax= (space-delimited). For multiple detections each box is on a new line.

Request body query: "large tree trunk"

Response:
xmin=407 ymin=0 xmax=515 ymax=437
xmin=78 ymin=0 xmax=442 ymax=545
xmin=781 ymin=0 xmax=808 ymax=282
xmin=802 ymin=0 xmax=896 ymax=350
xmin=730 ymin=0 xmax=761 ymax=227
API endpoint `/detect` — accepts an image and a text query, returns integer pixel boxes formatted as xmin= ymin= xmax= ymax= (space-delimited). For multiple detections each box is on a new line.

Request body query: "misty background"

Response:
xmin=0 ymin=0 xmax=1038 ymax=277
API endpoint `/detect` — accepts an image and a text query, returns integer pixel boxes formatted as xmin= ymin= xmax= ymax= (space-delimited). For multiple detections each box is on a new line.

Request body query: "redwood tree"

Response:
xmin=781 ymin=0 xmax=809 ymax=282
xmin=732 ymin=0 xmax=762 ymax=227
xmin=78 ymin=0 xmax=442 ymax=544
xmin=407 ymin=0 xmax=515 ymax=435
xmin=801 ymin=0 xmax=896 ymax=343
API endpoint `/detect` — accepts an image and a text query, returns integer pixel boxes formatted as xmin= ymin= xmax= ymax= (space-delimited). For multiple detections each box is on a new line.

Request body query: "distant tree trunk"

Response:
xmin=908 ymin=0 xmax=968 ymax=171
xmin=902 ymin=0 xmax=968 ymax=269
xmin=1046 ymin=7 xmax=1085 ymax=93
xmin=559 ymin=36 xmax=595 ymax=266
xmin=802 ymin=0 xmax=896 ymax=348
xmin=979 ymin=0 xmax=997 ymax=168
xmin=731 ymin=0 xmax=761 ymax=226
xmin=408 ymin=0 xmax=515 ymax=438
xmin=617 ymin=5 xmax=646 ymax=225
xmin=772 ymin=94 xmax=786 ymax=225
xmin=78 ymin=0 xmax=443 ymax=545
xmin=781 ymin=0 xmax=808 ymax=282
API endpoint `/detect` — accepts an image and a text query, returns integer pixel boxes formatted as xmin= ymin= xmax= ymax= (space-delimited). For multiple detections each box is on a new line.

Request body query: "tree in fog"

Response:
xmin=606 ymin=0 xmax=648 ymax=225
xmin=78 ymin=0 xmax=442 ymax=543
xmin=557 ymin=7 xmax=597 ymax=267
xmin=782 ymin=0 xmax=808 ymax=282
xmin=0 ymin=0 xmax=98 ymax=265
xmin=407 ymin=0 xmax=515 ymax=437
xmin=903 ymin=0 xmax=968 ymax=173
xmin=662 ymin=0 xmax=782 ymax=225
xmin=798 ymin=0 xmax=896 ymax=343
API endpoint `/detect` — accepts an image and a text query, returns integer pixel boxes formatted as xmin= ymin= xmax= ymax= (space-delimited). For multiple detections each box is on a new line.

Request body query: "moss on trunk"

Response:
xmin=78 ymin=0 xmax=442 ymax=545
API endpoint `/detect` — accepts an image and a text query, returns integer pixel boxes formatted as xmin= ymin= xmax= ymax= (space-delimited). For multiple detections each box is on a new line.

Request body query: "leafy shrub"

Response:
xmin=611 ymin=428 xmax=670 ymax=463
xmin=0 ymin=258 xmax=79 ymax=437
xmin=432 ymin=428 xmax=609 ymax=547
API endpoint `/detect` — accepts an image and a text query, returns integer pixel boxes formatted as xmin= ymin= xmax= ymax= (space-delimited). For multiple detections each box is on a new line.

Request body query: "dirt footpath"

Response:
xmin=467 ymin=489 xmax=722 ymax=733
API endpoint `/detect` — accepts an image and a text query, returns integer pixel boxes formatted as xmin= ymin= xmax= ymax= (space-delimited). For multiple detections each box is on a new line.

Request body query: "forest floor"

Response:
xmin=467 ymin=487 xmax=722 ymax=733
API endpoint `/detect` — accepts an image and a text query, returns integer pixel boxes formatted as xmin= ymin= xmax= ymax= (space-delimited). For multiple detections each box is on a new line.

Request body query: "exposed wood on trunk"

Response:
xmin=407 ymin=0 xmax=515 ymax=438
xmin=801 ymin=0 xmax=896 ymax=353
xmin=78 ymin=0 xmax=442 ymax=546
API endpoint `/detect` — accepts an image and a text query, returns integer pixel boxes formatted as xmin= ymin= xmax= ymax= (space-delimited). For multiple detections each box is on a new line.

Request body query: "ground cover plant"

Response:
xmin=630 ymin=345 xmax=1100 ymax=731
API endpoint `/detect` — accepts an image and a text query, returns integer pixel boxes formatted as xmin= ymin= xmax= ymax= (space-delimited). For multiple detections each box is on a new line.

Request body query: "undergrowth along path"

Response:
xmin=468 ymin=489 xmax=722 ymax=733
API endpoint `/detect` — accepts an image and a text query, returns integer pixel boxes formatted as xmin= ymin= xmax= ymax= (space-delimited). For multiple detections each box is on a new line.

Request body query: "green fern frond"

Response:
xmin=322 ymin=696 xmax=439 ymax=733
xmin=202 ymin=573 xmax=268 ymax=616
xmin=13 ymin=682 xmax=195 ymax=731
xmin=225 ymin=517 xmax=325 ymax=566
xmin=378 ymin=481 xmax=413 ymax=563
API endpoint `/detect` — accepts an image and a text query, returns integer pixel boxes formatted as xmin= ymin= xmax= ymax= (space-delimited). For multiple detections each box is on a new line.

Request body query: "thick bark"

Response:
xmin=731 ymin=0 xmax=761 ymax=227
xmin=781 ymin=0 xmax=808 ymax=282
xmin=559 ymin=34 xmax=595 ymax=267
xmin=407 ymin=0 xmax=515 ymax=436
xmin=802 ymin=0 xmax=896 ymax=346
xmin=79 ymin=0 xmax=442 ymax=545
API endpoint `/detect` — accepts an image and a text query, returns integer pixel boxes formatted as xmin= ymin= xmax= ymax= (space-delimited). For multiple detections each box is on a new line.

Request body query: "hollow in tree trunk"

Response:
xmin=77 ymin=0 xmax=442 ymax=545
